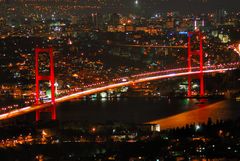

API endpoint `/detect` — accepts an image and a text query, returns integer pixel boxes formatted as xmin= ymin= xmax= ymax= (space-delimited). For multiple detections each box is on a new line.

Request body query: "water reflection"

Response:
xmin=150 ymin=100 xmax=240 ymax=129
xmin=56 ymin=97 xmax=227 ymax=124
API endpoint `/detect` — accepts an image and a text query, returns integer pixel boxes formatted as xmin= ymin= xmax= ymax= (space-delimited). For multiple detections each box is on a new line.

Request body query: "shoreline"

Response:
xmin=147 ymin=100 xmax=230 ymax=130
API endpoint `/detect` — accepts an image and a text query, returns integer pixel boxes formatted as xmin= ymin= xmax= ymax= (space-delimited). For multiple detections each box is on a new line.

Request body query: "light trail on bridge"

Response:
xmin=114 ymin=44 xmax=187 ymax=48
xmin=0 ymin=67 xmax=237 ymax=121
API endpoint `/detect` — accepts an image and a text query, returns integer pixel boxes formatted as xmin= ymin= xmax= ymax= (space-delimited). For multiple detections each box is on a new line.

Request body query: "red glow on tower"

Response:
xmin=35 ymin=48 xmax=56 ymax=121
xmin=188 ymin=31 xmax=204 ymax=97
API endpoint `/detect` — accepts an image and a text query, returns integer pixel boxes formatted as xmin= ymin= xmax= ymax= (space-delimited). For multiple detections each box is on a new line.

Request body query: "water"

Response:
xmin=150 ymin=99 xmax=240 ymax=129
xmin=55 ymin=97 xmax=240 ymax=128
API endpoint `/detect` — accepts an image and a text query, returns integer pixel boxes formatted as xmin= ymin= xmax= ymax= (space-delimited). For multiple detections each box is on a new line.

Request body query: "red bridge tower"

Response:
xmin=35 ymin=48 xmax=56 ymax=121
xmin=187 ymin=31 xmax=204 ymax=97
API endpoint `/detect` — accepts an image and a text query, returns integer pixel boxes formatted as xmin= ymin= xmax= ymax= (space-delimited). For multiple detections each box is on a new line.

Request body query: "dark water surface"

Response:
xmin=55 ymin=98 xmax=240 ymax=127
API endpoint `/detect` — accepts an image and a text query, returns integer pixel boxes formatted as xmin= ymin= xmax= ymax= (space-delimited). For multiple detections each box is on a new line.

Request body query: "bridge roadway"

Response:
xmin=114 ymin=44 xmax=187 ymax=48
xmin=0 ymin=64 xmax=238 ymax=121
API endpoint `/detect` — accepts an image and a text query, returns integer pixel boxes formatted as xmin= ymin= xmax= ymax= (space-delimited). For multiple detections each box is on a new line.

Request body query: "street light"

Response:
xmin=195 ymin=125 xmax=201 ymax=131
xmin=135 ymin=0 xmax=139 ymax=5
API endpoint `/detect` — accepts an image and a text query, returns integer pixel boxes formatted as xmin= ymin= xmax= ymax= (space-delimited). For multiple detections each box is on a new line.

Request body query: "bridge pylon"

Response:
xmin=187 ymin=31 xmax=204 ymax=97
xmin=35 ymin=48 xmax=56 ymax=121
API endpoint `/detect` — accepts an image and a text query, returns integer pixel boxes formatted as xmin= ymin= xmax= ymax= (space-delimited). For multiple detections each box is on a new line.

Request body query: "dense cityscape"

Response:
xmin=0 ymin=0 xmax=240 ymax=160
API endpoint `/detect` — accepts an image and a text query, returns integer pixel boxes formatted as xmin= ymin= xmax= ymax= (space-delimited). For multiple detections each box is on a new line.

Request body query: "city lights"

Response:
xmin=0 ymin=1 xmax=239 ymax=160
